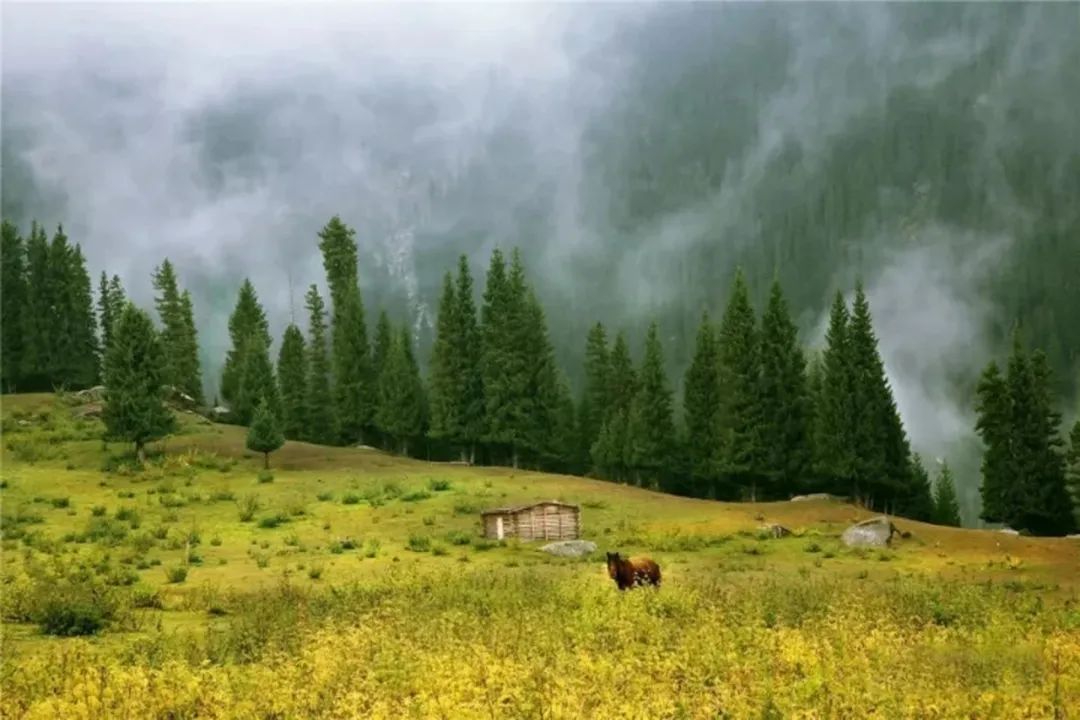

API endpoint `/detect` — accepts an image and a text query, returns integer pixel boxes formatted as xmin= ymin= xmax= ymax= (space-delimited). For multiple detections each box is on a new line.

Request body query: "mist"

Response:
xmin=4 ymin=3 xmax=1079 ymax=514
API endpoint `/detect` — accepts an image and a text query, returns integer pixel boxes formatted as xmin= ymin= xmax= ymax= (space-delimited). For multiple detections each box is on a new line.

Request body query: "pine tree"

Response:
xmin=67 ymin=245 xmax=100 ymax=388
xmin=176 ymin=291 xmax=203 ymax=404
xmin=1 ymin=220 xmax=27 ymax=392
xmin=975 ymin=361 xmax=1011 ymax=524
xmin=21 ymin=222 xmax=51 ymax=390
xmin=932 ymin=460 xmax=962 ymax=527
xmin=97 ymin=274 xmax=127 ymax=377
xmin=902 ymin=452 xmax=936 ymax=523
xmin=318 ymin=216 xmax=373 ymax=444
xmin=373 ymin=310 xmax=393 ymax=381
xmin=847 ymin=283 xmax=915 ymax=511
xmin=1066 ymin=420 xmax=1080 ymax=527
xmin=814 ymin=292 xmax=856 ymax=494
xmin=152 ymin=259 xmax=184 ymax=388
xmin=428 ymin=272 xmax=459 ymax=448
xmin=579 ymin=322 xmax=611 ymax=472
xmin=376 ymin=328 xmax=426 ymax=455
xmin=716 ymin=268 xmax=763 ymax=499
xmin=624 ymin=322 xmax=676 ymax=489
xmin=234 ymin=335 xmax=279 ymax=426
xmin=303 ymin=285 xmax=336 ymax=445
xmin=103 ymin=303 xmax=176 ymax=462
xmin=548 ymin=370 xmax=580 ymax=474
xmin=453 ymin=254 xmax=485 ymax=461
xmin=1018 ymin=349 xmax=1075 ymax=535
xmin=592 ymin=331 xmax=637 ymax=481
xmin=276 ymin=324 xmax=307 ymax=440
xmin=246 ymin=397 xmax=285 ymax=469
xmin=682 ymin=311 xmax=720 ymax=496
xmin=221 ymin=279 xmax=270 ymax=412
xmin=757 ymin=278 xmax=813 ymax=498
xmin=521 ymin=290 xmax=561 ymax=467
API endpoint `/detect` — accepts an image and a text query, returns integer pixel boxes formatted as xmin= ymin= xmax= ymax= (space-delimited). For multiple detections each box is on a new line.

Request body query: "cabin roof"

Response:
xmin=480 ymin=500 xmax=579 ymax=516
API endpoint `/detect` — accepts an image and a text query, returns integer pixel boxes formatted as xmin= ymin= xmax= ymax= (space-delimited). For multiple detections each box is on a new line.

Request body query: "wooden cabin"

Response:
xmin=480 ymin=501 xmax=581 ymax=541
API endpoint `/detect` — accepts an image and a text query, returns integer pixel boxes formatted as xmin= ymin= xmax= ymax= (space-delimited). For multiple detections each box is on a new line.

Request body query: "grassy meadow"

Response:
xmin=2 ymin=392 xmax=1079 ymax=718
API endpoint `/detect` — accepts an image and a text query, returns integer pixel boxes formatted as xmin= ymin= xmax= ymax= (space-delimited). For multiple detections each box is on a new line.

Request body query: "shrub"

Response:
xmin=50 ymin=497 xmax=71 ymax=509
xmin=431 ymin=545 xmax=449 ymax=557
xmin=237 ymin=494 xmax=260 ymax=522
xmin=427 ymin=478 xmax=452 ymax=492
xmin=473 ymin=538 xmax=498 ymax=552
xmin=401 ymin=490 xmax=432 ymax=503
xmin=257 ymin=470 xmax=274 ymax=484
xmin=452 ymin=501 xmax=479 ymax=516
xmin=115 ymin=507 xmax=141 ymax=528
xmin=316 ymin=491 xmax=334 ymax=502
xmin=84 ymin=517 xmax=130 ymax=546
xmin=422 ymin=515 xmax=436 ymax=526
xmin=364 ymin=539 xmax=381 ymax=558
xmin=91 ymin=505 xmax=107 ymax=517
xmin=381 ymin=480 xmax=404 ymax=499
xmin=159 ymin=494 xmax=186 ymax=508
xmin=445 ymin=531 xmax=472 ymax=546
xmin=258 ymin=513 xmax=289 ymax=529
xmin=307 ymin=566 xmax=324 ymax=580
xmin=329 ymin=541 xmax=344 ymax=554
xmin=342 ymin=493 xmax=361 ymax=506
xmin=166 ymin=565 xmax=189 ymax=583
xmin=130 ymin=584 xmax=163 ymax=609
xmin=284 ymin=534 xmax=301 ymax=547
xmin=210 ymin=536 xmax=222 ymax=547
xmin=211 ymin=490 xmax=236 ymax=502
xmin=804 ymin=542 xmax=822 ymax=554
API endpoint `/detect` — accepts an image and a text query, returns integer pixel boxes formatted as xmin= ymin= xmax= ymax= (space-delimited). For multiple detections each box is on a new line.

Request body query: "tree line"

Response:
xmin=2 ymin=216 xmax=1077 ymax=535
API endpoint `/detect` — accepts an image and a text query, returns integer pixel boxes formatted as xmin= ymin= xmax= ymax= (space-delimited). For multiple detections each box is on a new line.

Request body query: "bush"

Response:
xmin=406 ymin=535 xmax=431 ymax=552
xmin=445 ymin=531 xmax=472 ymax=546
xmin=804 ymin=542 xmax=822 ymax=554
xmin=115 ymin=507 xmax=141 ymax=528
xmin=427 ymin=478 xmax=452 ymax=492
xmin=210 ymin=536 xmax=222 ymax=547
xmin=166 ymin=565 xmax=189 ymax=583
xmin=130 ymin=584 xmax=163 ymax=609
xmin=50 ymin=497 xmax=71 ymax=509
xmin=84 ymin=517 xmax=130 ymax=546
xmin=364 ymin=539 xmax=381 ymax=558
xmin=431 ymin=545 xmax=449 ymax=557
xmin=237 ymin=494 xmax=260 ymax=522
xmin=452 ymin=501 xmax=479 ymax=516
xmin=211 ymin=490 xmax=236 ymax=502
xmin=257 ymin=470 xmax=274 ymax=484
xmin=32 ymin=577 xmax=118 ymax=637
xmin=473 ymin=539 xmax=499 ymax=552
xmin=258 ymin=513 xmax=289 ymax=529
xmin=401 ymin=490 xmax=432 ymax=503
xmin=91 ymin=505 xmax=107 ymax=517
xmin=316 ymin=491 xmax=334 ymax=502
xmin=307 ymin=565 xmax=324 ymax=580
xmin=342 ymin=493 xmax=361 ymax=506
xmin=381 ymin=480 xmax=404 ymax=499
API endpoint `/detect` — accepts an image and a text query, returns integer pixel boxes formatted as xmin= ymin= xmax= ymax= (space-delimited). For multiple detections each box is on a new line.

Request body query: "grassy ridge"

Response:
xmin=2 ymin=393 xmax=1080 ymax=717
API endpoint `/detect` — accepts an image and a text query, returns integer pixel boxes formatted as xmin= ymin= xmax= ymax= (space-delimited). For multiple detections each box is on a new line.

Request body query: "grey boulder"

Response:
xmin=540 ymin=540 xmax=597 ymax=558
xmin=841 ymin=516 xmax=907 ymax=548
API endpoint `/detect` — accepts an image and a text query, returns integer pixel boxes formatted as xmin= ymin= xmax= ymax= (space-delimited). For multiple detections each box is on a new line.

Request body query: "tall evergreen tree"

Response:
xmin=624 ymin=322 xmax=676 ymax=489
xmin=276 ymin=324 xmax=307 ymax=440
xmin=548 ymin=370 xmax=580 ymax=474
xmin=303 ymin=285 xmax=337 ymax=445
xmin=428 ymin=272 xmax=460 ymax=450
xmin=521 ymin=290 xmax=562 ymax=467
xmin=376 ymin=328 xmax=426 ymax=455
xmin=234 ymin=335 xmax=279 ymax=426
xmin=318 ymin=216 xmax=373 ymax=443
xmin=246 ymin=397 xmax=285 ymax=469
xmin=372 ymin=310 xmax=393 ymax=381
xmin=715 ymin=268 xmax=764 ymax=499
xmin=579 ymin=322 xmax=611 ymax=472
xmin=592 ymin=331 xmax=637 ymax=481
xmin=97 ymin=272 xmax=114 ymax=357
xmin=221 ymin=279 xmax=270 ymax=412
xmin=67 ymin=245 xmax=100 ymax=388
xmin=103 ymin=303 xmax=176 ymax=462
xmin=1066 ymin=420 xmax=1080 ymax=527
xmin=814 ymin=292 xmax=856 ymax=493
xmin=453 ymin=254 xmax=485 ymax=461
xmin=21 ymin=222 xmax=50 ymax=389
xmin=1 ymin=220 xmax=27 ymax=392
xmin=757 ymin=278 xmax=813 ymax=498
xmin=975 ymin=361 xmax=1011 ymax=524
xmin=902 ymin=452 xmax=936 ymax=523
xmin=682 ymin=311 xmax=720 ymax=496
xmin=932 ymin=460 xmax=962 ymax=527
xmin=176 ymin=291 xmax=203 ymax=403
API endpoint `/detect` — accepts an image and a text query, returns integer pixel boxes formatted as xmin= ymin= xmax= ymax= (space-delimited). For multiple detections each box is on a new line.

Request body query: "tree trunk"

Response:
xmin=402 ymin=438 xmax=409 ymax=456
xmin=135 ymin=441 xmax=145 ymax=465
xmin=469 ymin=444 xmax=476 ymax=466
xmin=512 ymin=447 xmax=519 ymax=469
xmin=264 ymin=452 xmax=270 ymax=470
xmin=460 ymin=448 xmax=468 ymax=463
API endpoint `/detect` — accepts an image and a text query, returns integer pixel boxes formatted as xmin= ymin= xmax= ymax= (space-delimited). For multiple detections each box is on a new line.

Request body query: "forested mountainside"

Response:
xmin=2 ymin=3 xmax=1078 ymax=402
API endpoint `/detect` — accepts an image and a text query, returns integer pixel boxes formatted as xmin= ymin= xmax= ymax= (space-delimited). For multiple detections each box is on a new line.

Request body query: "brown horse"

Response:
xmin=606 ymin=552 xmax=661 ymax=590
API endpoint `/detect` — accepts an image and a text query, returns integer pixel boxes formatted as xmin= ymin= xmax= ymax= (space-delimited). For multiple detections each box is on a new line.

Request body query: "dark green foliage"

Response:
xmin=372 ymin=310 xmax=393 ymax=382
xmin=932 ymin=461 xmax=962 ymax=527
xmin=813 ymin=292 xmax=856 ymax=490
xmin=453 ymin=255 xmax=485 ymax=459
xmin=33 ymin=577 xmax=117 ymax=636
xmin=976 ymin=334 xmax=1076 ymax=535
xmin=376 ymin=327 xmax=427 ymax=455
xmin=234 ymin=334 xmax=279 ymax=427
xmin=102 ymin=304 xmax=177 ymax=460
xmin=20 ymin=222 xmax=51 ymax=388
xmin=303 ymin=286 xmax=337 ymax=445
xmin=221 ymin=279 xmax=270 ymax=413
xmin=276 ymin=324 xmax=307 ymax=440
xmin=715 ymin=268 xmax=764 ymax=499
xmin=847 ymin=283 xmax=914 ymax=510
xmin=1067 ymin=420 xmax=1080 ymax=527
xmin=682 ymin=312 xmax=720 ymax=496
xmin=903 ymin=453 xmax=937 ymax=524
xmin=591 ymin=332 xmax=636 ymax=481
xmin=757 ymin=279 xmax=813 ymax=498
xmin=428 ymin=272 xmax=459 ymax=445
xmin=152 ymin=259 xmax=202 ymax=404
xmin=247 ymin=397 xmax=285 ymax=469
xmin=579 ymin=322 xmax=611 ymax=471
xmin=1 ymin=220 xmax=27 ymax=392
xmin=547 ymin=371 xmax=580 ymax=474
xmin=97 ymin=273 xmax=127 ymax=365
xmin=318 ymin=216 xmax=373 ymax=444
xmin=625 ymin=322 xmax=676 ymax=489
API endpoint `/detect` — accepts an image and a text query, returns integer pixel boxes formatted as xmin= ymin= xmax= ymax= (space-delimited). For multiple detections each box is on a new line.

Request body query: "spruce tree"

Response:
xmin=902 ymin=452 xmax=936 ymax=523
xmin=1018 ymin=349 xmax=1075 ymax=535
xmin=1066 ymin=420 xmax=1080 ymax=527
xmin=453 ymin=254 xmax=485 ymax=461
xmin=428 ymin=272 xmax=459 ymax=448
xmin=276 ymin=324 xmax=307 ymax=440
xmin=548 ymin=370 xmax=580 ymax=474
xmin=373 ymin=310 xmax=393 ymax=381
xmin=376 ymin=328 xmax=426 ymax=455
xmin=318 ymin=216 xmax=373 ymax=444
xmin=814 ymin=292 xmax=856 ymax=494
xmin=246 ymin=397 xmax=285 ymax=469
xmin=303 ymin=285 xmax=337 ymax=445
xmin=21 ymin=222 xmax=51 ymax=390
xmin=152 ymin=259 xmax=184 ymax=388
xmin=975 ymin=361 xmax=1011 ymax=524
xmin=847 ymin=282 xmax=912 ymax=510
xmin=234 ymin=335 xmax=279 ymax=426
xmin=932 ymin=460 xmax=962 ymax=527
xmin=1 ymin=220 xmax=27 ymax=392
xmin=221 ymin=279 xmax=270 ymax=412
xmin=97 ymin=273 xmax=127 ymax=377
xmin=521 ymin=290 xmax=561 ymax=467
xmin=176 ymin=291 xmax=203 ymax=404
xmin=591 ymin=331 xmax=637 ymax=481
xmin=715 ymin=268 xmax=763 ymax=499
xmin=67 ymin=245 xmax=100 ymax=388
xmin=682 ymin=311 xmax=720 ymax=496
xmin=624 ymin=322 xmax=676 ymax=489
xmin=579 ymin=322 xmax=611 ymax=472
xmin=103 ymin=303 xmax=176 ymax=462
xmin=757 ymin=278 xmax=812 ymax=498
